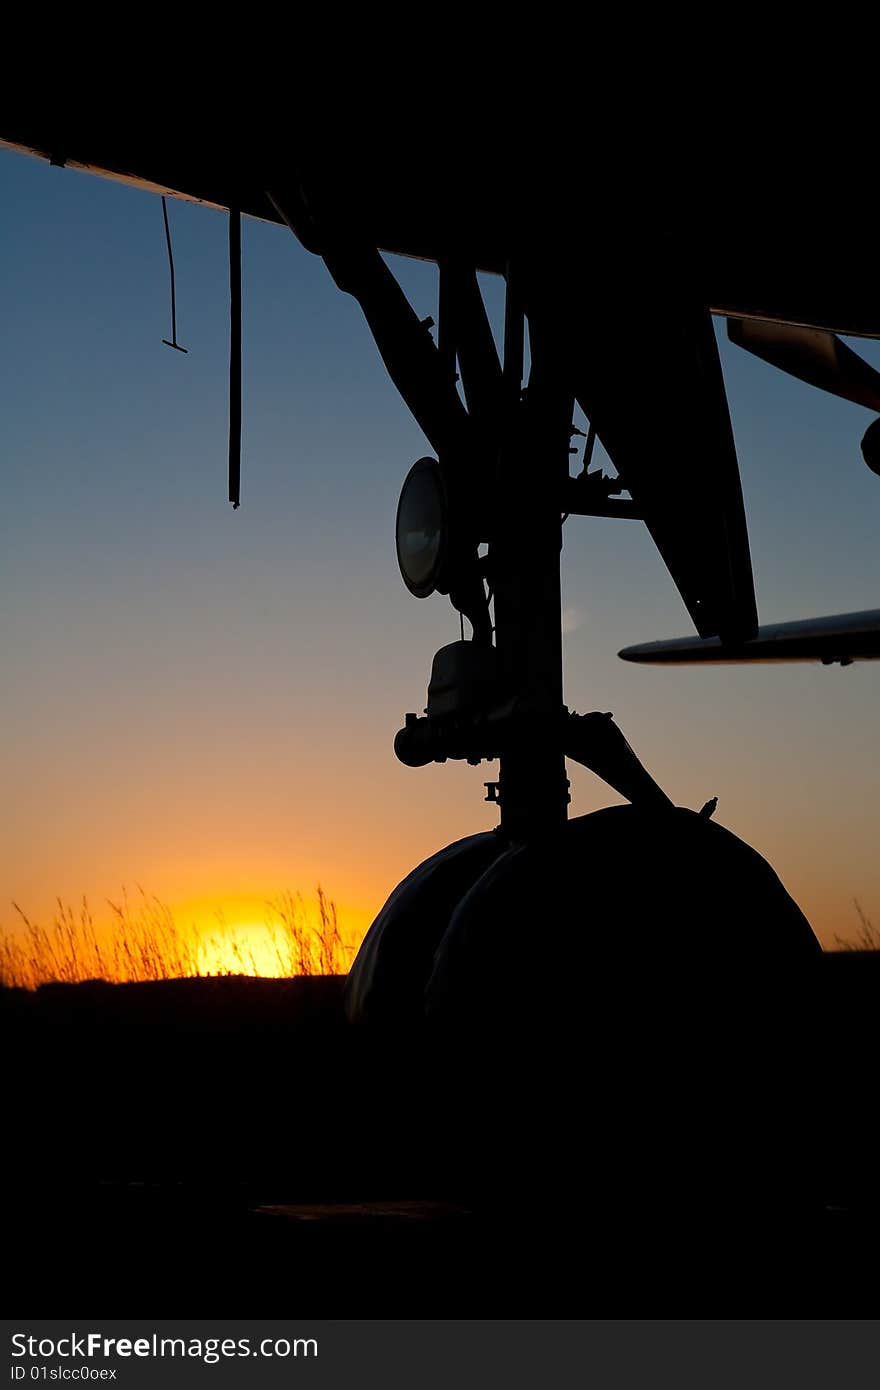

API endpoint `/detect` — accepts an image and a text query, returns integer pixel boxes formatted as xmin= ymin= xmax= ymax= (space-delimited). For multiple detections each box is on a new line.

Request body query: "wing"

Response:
xmin=619 ymin=609 xmax=880 ymax=664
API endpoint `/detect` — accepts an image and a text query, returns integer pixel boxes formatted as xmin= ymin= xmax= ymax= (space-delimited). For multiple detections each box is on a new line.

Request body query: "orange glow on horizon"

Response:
xmin=0 ymin=856 xmax=875 ymax=992
xmin=175 ymin=892 xmax=372 ymax=978
xmin=0 ymin=886 xmax=370 ymax=990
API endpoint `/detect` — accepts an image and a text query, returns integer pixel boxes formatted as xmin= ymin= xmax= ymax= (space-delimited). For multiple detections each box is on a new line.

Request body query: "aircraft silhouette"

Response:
xmin=6 ymin=131 xmax=877 ymax=801
xmin=3 ymin=129 xmax=877 ymax=836
xmin=5 ymin=125 xmax=862 ymax=1221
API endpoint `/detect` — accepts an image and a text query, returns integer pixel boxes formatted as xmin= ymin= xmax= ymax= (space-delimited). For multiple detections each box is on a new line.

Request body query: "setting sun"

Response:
xmin=0 ymin=887 xmax=359 ymax=990
xmin=195 ymin=923 xmax=285 ymax=978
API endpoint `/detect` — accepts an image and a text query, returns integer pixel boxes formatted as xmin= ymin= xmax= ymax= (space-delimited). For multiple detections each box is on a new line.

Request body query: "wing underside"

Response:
xmin=619 ymin=610 xmax=880 ymax=664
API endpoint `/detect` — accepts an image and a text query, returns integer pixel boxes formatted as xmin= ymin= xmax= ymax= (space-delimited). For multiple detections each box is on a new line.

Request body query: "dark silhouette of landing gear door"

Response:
xmin=553 ymin=254 xmax=759 ymax=645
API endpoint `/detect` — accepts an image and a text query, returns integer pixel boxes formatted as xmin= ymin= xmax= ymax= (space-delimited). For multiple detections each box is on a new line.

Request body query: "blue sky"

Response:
xmin=2 ymin=147 xmax=879 ymax=949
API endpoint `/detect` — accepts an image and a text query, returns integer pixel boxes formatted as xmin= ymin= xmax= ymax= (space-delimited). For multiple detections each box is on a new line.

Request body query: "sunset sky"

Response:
xmin=3 ymin=147 xmax=879 ymax=957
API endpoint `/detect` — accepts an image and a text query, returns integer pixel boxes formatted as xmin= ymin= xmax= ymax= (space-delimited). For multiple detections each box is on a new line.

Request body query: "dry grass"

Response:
xmin=0 ymin=885 xmax=354 ymax=990
xmin=834 ymin=900 xmax=880 ymax=953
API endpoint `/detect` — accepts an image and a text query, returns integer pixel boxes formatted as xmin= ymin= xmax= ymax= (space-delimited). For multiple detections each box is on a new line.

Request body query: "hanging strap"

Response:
xmin=160 ymin=196 xmax=187 ymax=354
xmin=228 ymin=207 xmax=242 ymax=509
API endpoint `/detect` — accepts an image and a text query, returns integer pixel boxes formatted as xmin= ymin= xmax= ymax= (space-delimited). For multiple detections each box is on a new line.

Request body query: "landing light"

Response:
xmin=395 ymin=457 xmax=449 ymax=597
xmin=862 ymin=417 xmax=880 ymax=477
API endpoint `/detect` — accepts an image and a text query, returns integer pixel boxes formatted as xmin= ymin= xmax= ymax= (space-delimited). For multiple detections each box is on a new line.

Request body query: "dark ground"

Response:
xmin=3 ymin=956 xmax=879 ymax=1315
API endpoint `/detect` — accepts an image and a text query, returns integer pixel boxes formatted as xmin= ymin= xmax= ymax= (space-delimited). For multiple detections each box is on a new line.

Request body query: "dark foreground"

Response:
xmin=3 ymin=959 xmax=879 ymax=1315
